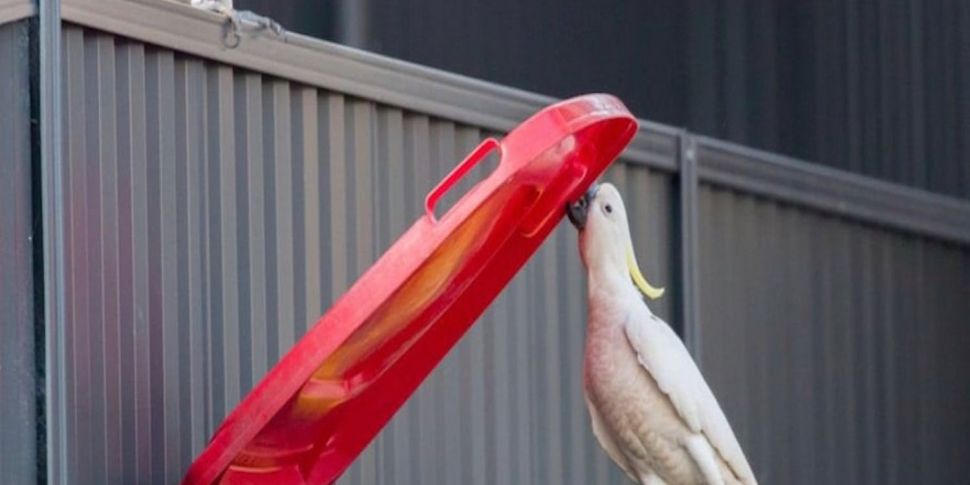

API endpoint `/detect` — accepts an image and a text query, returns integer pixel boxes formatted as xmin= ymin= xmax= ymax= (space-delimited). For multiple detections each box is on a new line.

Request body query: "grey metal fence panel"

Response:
xmin=58 ymin=23 xmax=677 ymax=484
xmin=696 ymin=183 xmax=970 ymax=484
xmin=48 ymin=3 xmax=970 ymax=484
xmin=0 ymin=19 xmax=37 ymax=485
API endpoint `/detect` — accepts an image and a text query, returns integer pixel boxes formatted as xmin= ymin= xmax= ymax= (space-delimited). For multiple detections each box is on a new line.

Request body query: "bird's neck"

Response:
xmin=584 ymin=265 xmax=639 ymax=347
xmin=586 ymin=263 xmax=641 ymax=305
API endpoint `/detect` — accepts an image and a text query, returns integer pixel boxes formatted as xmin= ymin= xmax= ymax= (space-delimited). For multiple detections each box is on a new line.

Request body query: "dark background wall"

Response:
xmin=240 ymin=0 xmax=970 ymax=200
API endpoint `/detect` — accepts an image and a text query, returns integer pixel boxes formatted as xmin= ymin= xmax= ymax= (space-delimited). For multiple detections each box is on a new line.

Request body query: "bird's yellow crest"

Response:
xmin=626 ymin=245 xmax=665 ymax=300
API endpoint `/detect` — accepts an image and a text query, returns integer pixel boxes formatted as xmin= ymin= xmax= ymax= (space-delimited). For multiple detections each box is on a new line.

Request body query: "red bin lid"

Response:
xmin=182 ymin=94 xmax=638 ymax=484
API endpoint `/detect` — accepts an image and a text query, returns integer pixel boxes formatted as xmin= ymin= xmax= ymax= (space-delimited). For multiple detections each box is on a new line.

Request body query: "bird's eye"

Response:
xmin=604 ymin=204 xmax=613 ymax=214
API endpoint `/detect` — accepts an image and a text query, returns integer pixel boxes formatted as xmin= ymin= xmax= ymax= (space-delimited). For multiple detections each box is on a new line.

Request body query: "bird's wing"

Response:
xmin=622 ymin=303 xmax=757 ymax=485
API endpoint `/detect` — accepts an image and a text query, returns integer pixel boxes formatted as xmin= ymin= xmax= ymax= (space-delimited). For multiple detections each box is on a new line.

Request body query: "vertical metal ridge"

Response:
xmin=122 ymin=35 xmax=152 ymax=483
xmin=81 ymin=30 xmax=107 ymax=483
xmin=678 ymin=133 xmax=700 ymax=355
xmin=923 ymin=240 xmax=946 ymax=484
xmin=835 ymin=219 xmax=853 ymax=481
xmin=323 ymin=92 xmax=348 ymax=299
xmin=524 ymin=239 xmax=544 ymax=484
xmin=858 ymin=226 xmax=878 ymax=485
xmin=153 ymin=45 xmax=182 ymax=485
xmin=238 ymin=70 xmax=263 ymax=392
xmin=297 ymin=86 xmax=321 ymax=335
xmin=815 ymin=214 xmax=834 ymax=484
xmin=844 ymin=226 xmax=863 ymax=485
xmin=177 ymin=55 xmax=208 ymax=462
xmin=877 ymin=233 xmax=897 ymax=484
xmin=559 ymin=221 xmax=586 ymax=483
xmin=217 ymin=64 xmax=241 ymax=419
xmin=734 ymin=193 xmax=755 ymax=465
xmin=790 ymin=206 xmax=816 ymax=484
xmin=143 ymin=44 xmax=164 ymax=484
xmin=64 ymin=24 xmax=90 ymax=484
xmin=750 ymin=200 xmax=771 ymax=481
xmin=773 ymin=202 xmax=794 ymax=484
xmin=114 ymin=36 xmax=136 ymax=485
xmin=286 ymin=86 xmax=307 ymax=342
xmin=545 ymin=231 xmax=565 ymax=484
xmin=271 ymin=79 xmax=296 ymax=361
xmin=0 ymin=18 xmax=36 ymax=485
xmin=202 ymin=63 xmax=225 ymax=421
xmin=38 ymin=4 xmax=66 ymax=484
xmin=94 ymin=31 xmax=123 ymax=482
xmin=242 ymin=71 xmax=269 ymax=413
xmin=172 ymin=54 xmax=192 ymax=475
xmin=913 ymin=238 xmax=933 ymax=482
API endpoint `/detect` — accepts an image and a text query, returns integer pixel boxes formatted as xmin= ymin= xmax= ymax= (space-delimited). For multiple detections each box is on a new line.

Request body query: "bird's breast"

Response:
xmin=583 ymin=308 xmax=706 ymax=483
xmin=582 ymin=320 xmax=644 ymax=407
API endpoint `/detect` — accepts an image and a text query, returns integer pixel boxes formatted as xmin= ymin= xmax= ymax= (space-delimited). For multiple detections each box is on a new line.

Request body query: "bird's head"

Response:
xmin=566 ymin=182 xmax=664 ymax=300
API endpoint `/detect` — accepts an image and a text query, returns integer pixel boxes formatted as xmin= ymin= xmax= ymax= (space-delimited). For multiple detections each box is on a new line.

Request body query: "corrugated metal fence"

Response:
xmin=53 ymin=22 xmax=676 ymax=483
xmin=696 ymin=169 xmax=970 ymax=484
xmin=5 ymin=0 xmax=970 ymax=483
xmin=0 ymin=17 xmax=38 ymax=485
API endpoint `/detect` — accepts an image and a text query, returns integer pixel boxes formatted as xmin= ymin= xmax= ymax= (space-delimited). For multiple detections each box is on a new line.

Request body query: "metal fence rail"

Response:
xmin=4 ymin=0 xmax=970 ymax=483
xmin=0 ymin=0 xmax=33 ymax=24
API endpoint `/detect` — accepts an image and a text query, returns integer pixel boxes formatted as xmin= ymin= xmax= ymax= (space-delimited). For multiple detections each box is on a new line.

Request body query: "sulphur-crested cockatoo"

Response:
xmin=566 ymin=183 xmax=756 ymax=485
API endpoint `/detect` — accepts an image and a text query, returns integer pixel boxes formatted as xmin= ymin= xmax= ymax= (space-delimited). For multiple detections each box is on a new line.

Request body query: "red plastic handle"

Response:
xmin=424 ymin=137 xmax=501 ymax=222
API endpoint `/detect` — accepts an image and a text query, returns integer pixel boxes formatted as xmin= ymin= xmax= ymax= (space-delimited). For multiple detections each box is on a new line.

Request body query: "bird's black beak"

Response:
xmin=566 ymin=184 xmax=599 ymax=230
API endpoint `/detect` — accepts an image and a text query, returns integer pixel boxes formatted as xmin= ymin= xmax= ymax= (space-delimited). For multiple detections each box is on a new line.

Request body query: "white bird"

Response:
xmin=188 ymin=0 xmax=285 ymax=49
xmin=566 ymin=183 xmax=757 ymax=485
xmin=190 ymin=0 xmax=233 ymax=15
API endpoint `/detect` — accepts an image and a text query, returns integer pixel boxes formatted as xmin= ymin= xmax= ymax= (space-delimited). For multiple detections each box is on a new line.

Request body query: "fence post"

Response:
xmin=678 ymin=130 xmax=701 ymax=362
xmin=38 ymin=0 xmax=66 ymax=481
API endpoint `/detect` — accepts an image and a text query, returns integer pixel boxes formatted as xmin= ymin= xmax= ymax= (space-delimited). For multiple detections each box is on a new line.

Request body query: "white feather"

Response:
xmin=622 ymin=302 xmax=757 ymax=485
